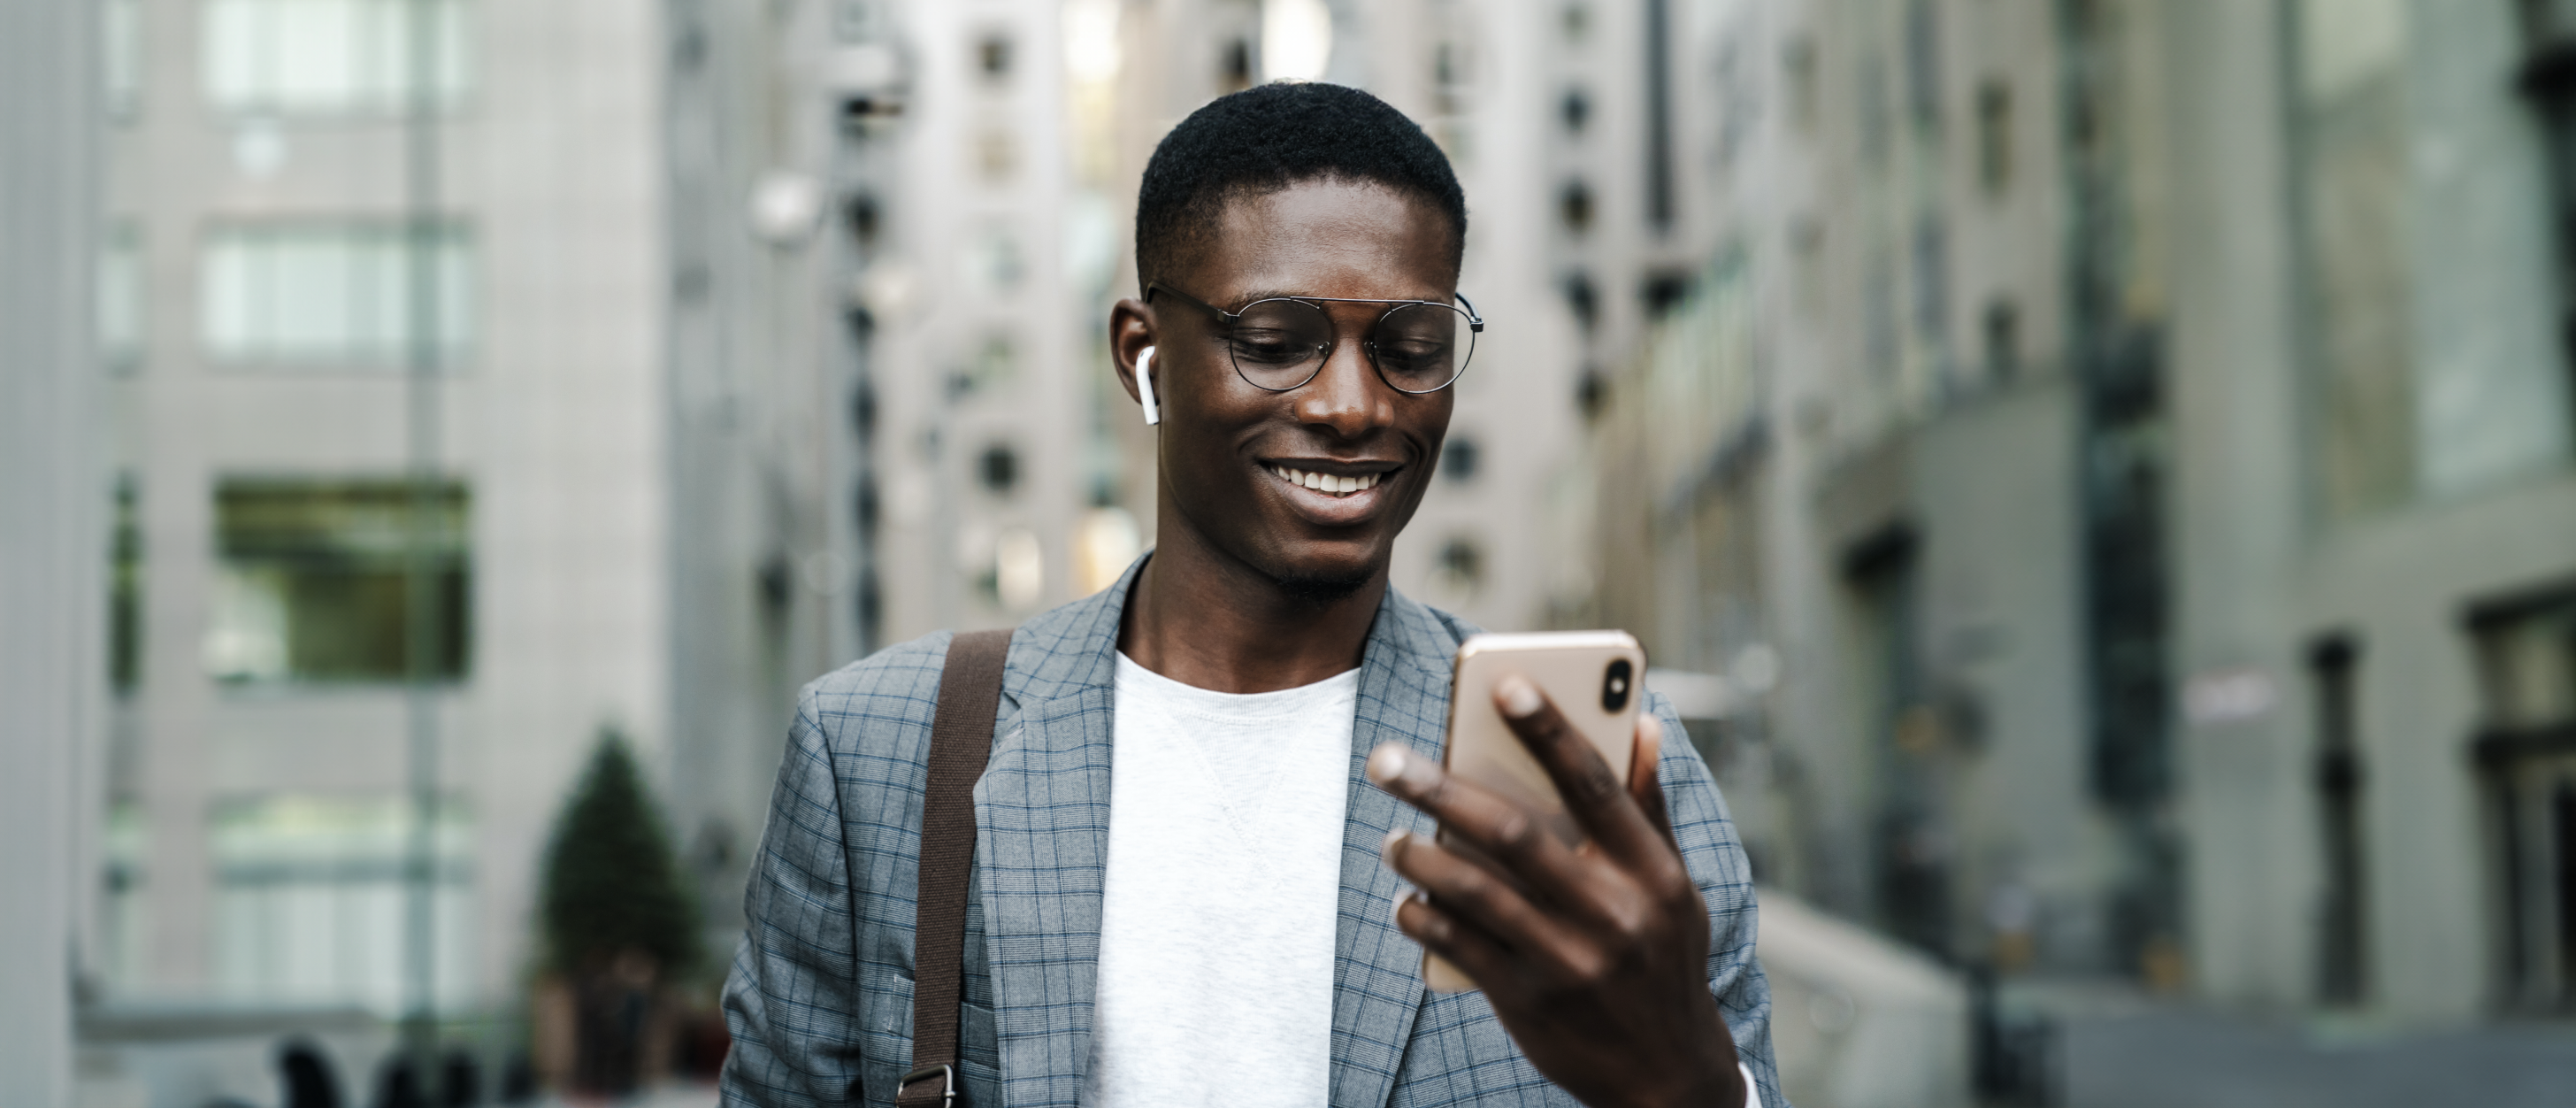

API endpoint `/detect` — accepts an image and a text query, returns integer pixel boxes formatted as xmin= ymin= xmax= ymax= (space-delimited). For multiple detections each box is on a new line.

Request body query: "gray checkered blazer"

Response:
xmin=719 ymin=559 xmax=1781 ymax=1107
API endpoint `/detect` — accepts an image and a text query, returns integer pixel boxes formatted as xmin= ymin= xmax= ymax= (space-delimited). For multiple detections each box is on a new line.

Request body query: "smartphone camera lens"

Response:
xmin=1602 ymin=658 xmax=1633 ymax=713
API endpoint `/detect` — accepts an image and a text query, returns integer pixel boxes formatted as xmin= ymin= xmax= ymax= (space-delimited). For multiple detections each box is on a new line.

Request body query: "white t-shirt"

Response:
xmin=1083 ymin=652 xmax=1360 ymax=1108
xmin=1083 ymin=651 xmax=1762 ymax=1108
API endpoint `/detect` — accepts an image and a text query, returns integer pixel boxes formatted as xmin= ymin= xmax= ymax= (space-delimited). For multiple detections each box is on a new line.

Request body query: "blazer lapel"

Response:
xmin=1329 ymin=589 xmax=1460 ymax=1108
xmin=976 ymin=562 xmax=1131 ymax=1108
xmin=972 ymin=564 xmax=1461 ymax=1108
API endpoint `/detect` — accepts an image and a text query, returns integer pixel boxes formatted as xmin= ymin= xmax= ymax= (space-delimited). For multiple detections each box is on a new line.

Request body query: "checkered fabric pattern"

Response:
xmin=719 ymin=558 xmax=1782 ymax=1108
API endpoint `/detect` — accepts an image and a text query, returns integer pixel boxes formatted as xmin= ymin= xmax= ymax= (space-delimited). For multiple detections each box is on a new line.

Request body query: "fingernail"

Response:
xmin=1497 ymin=675 xmax=1542 ymax=719
xmin=1383 ymin=829 xmax=1410 ymax=854
xmin=1366 ymin=743 xmax=1409 ymax=785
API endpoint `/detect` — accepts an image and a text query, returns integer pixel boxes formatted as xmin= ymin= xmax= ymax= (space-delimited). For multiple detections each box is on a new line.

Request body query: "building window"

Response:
xmin=2307 ymin=635 xmax=2369 ymax=1005
xmin=1913 ymin=216 xmax=1949 ymax=345
xmin=1560 ymin=86 xmax=1591 ymax=135
xmin=1562 ymin=271 xmax=1599 ymax=332
xmin=1442 ymin=435 xmax=1480 ymax=484
xmin=844 ymin=190 xmax=882 ymax=255
xmin=204 ymin=479 xmax=471 ymax=684
xmin=1642 ymin=270 xmax=1694 ymax=319
xmin=977 ymin=31 xmax=1013 ymax=81
xmin=832 ymin=0 xmax=886 ymax=43
xmin=99 ymin=224 xmax=144 ymax=371
xmin=1983 ymin=297 xmax=2020 ymax=382
xmin=1783 ymin=36 xmax=1818 ymax=135
xmin=1558 ymin=179 xmax=1595 ymax=235
xmin=985 ymin=527 xmax=1044 ymax=612
xmin=104 ymin=0 xmax=141 ymax=119
xmin=1221 ymin=36 xmax=1253 ymax=92
xmin=2293 ymin=0 xmax=2415 ymax=519
xmin=1976 ymin=79 xmax=2012 ymax=194
xmin=211 ymin=794 xmax=474 ymax=1012
xmin=109 ymin=477 xmax=143 ymax=696
xmin=965 ymin=332 xmax=1017 ymax=394
xmin=2468 ymin=582 xmax=2576 ymax=1008
xmin=201 ymin=222 xmax=473 ymax=367
xmin=1431 ymin=536 xmax=1484 ymax=601
xmin=978 ymin=442 xmax=1020 ymax=496
xmin=203 ymin=0 xmax=471 ymax=116
xmin=98 ymin=802 xmax=149 ymax=989
xmin=1904 ymin=0 xmax=1942 ymax=135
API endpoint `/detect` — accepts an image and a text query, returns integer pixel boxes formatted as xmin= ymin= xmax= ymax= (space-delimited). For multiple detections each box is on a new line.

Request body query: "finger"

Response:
xmin=1629 ymin=714 xmax=1675 ymax=842
xmin=1382 ymin=829 xmax=1584 ymax=973
xmin=1492 ymin=676 xmax=1668 ymax=866
xmin=1366 ymin=743 xmax=1608 ymax=903
xmin=1394 ymin=889 xmax=1521 ymax=994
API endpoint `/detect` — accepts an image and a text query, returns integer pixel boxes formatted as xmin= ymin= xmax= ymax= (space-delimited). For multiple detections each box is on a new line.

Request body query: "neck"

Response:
xmin=1117 ymin=509 xmax=1384 ymax=695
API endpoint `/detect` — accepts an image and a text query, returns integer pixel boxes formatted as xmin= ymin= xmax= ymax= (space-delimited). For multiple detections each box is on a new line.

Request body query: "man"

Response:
xmin=721 ymin=82 xmax=1779 ymax=1108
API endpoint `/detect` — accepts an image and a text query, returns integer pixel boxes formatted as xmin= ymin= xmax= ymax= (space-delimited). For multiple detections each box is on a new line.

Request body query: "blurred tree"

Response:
xmin=538 ymin=729 xmax=698 ymax=1094
xmin=542 ymin=728 xmax=697 ymax=973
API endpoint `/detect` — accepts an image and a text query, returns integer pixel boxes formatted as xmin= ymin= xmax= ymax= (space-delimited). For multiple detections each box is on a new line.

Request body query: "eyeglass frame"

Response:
xmin=1143 ymin=281 xmax=1485 ymax=396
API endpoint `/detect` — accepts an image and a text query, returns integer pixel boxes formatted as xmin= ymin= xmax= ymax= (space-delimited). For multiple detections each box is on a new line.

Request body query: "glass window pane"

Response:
xmin=203 ymin=0 xmax=469 ymax=115
xmin=104 ymin=0 xmax=141 ymax=117
xmin=209 ymin=795 xmax=473 ymax=1012
xmin=97 ymin=225 xmax=143 ymax=369
xmin=207 ymin=480 xmax=471 ymax=684
xmin=201 ymin=222 xmax=473 ymax=366
xmin=109 ymin=477 xmax=143 ymax=694
xmin=2293 ymin=0 xmax=2416 ymax=519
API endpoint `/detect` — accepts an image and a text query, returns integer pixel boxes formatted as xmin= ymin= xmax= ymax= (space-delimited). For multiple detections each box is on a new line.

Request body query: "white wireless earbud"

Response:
xmin=1135 ymin=346 xmax=1161 ymax=426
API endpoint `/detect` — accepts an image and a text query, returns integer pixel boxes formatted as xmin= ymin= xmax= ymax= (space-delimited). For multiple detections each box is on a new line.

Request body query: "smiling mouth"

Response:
xmin=1267 ymin=464 xmax=1391 ymax=496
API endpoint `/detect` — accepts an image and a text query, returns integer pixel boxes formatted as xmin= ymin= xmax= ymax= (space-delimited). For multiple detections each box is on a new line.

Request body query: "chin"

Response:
xmin=1250 ymin=537 xmax=1386 ymax=606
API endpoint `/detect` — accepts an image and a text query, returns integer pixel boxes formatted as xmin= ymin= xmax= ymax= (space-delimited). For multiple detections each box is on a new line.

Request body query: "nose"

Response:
xmin=1291 ymin=321 xmax=1396 ymax=439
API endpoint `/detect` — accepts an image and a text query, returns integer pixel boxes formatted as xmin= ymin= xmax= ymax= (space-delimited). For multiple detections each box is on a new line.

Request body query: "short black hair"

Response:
xmin=1135 ymin=81 xmax=1468 ymax=293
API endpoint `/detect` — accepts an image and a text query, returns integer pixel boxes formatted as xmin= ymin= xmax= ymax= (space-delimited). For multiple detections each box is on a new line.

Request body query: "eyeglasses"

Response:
xmin=1146 ymin=281 xmax=1484 ymax=395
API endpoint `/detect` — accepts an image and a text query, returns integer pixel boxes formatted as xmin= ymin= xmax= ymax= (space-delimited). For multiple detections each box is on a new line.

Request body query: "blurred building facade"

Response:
xmin=71 ymin=4 xmax=2576 ymax=1105
xmin=1583 ymin=0 xmax=2576 ymax=1028
xmin=91 ymin=0 xmax=680 ymax=1043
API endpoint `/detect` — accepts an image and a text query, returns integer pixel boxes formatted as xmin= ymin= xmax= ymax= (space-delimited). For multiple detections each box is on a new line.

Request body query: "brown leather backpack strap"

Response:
xmin=899 ymin=627 xmax=1012 ymax=1108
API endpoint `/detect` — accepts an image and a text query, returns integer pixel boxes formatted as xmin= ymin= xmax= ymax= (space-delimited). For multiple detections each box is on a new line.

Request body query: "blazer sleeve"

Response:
xmin=1649 ymin=691 xmax=1787 ymax=1108
xmin=722 ymin=688 xmax=868 ymax=1107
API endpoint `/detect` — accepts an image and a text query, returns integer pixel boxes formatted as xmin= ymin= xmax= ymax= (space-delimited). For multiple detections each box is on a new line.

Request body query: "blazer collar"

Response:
xmin=975 ymin=557 xmax=1465 ymax=1108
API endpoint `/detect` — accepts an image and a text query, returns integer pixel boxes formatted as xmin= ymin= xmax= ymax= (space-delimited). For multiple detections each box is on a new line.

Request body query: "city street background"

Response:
xmin=6 ymin=0 xmax=2576 ymax=1104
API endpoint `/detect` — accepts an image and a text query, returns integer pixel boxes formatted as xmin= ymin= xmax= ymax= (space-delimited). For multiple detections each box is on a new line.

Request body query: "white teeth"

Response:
xmin=1270 ymin=466 xmax=1385 ymax=496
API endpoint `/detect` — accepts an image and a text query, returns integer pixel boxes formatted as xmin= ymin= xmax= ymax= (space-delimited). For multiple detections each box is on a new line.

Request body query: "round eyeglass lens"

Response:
xmin=1225 ymin=299 xmax=1335 ymax=389
xmin=1372 ymin=302 xmax=1472 ymax=392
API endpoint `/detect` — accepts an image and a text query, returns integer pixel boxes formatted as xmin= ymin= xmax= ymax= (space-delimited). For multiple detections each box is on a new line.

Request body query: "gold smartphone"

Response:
xmin=1425 ymin=630 xmax=1647 ymax=993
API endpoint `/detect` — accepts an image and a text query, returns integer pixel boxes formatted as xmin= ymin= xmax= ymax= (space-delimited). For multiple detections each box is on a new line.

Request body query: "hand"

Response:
xmin=1367 ymin=676 xmax=1744 ymax=1108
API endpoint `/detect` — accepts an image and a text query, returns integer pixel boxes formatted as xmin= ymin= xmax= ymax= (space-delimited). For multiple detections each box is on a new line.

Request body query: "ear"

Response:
xmin=1109 ymin=296 xmax=1159 ymax=427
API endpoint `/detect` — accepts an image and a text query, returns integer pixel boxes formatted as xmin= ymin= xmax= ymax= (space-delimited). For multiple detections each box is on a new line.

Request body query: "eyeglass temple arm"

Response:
xmin=1456 ymin=293 xmax=1484 ymax=333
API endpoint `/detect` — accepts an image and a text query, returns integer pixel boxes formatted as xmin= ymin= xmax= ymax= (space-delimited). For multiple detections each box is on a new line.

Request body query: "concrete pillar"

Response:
xmin=2158 ymin=0 xmax=2313 ymax=1008
xmin=0 ymin=0 xmax=98 ymax=1100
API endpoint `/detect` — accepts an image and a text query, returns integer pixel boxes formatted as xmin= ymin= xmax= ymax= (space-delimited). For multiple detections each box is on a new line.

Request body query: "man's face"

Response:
xmin=1137 ymin=179 xmax=1459 ymax=593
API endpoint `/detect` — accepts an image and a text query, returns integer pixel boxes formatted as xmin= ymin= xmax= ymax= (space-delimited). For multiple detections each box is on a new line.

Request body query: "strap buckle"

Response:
xmin=901 ymin=1063 xmax=957 ymax=1107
